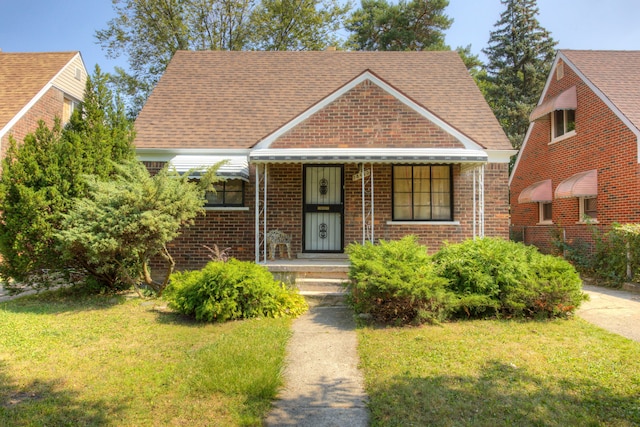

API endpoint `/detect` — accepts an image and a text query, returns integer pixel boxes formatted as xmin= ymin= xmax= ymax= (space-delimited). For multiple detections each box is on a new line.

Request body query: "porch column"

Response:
xmin=360 ymin=163 xmax=374 ymax=244
xmin=254 ymin=164 xmax=268 ymax=263
xmin=473 ymin=164 xmax=485 ymax=238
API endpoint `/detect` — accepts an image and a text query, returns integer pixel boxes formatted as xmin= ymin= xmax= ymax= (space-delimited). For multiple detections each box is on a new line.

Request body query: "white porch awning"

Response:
xmin=169 ymin=155 xmax=249 ymax=181
xmin=249 ymin=148 xmax=488 ymax=164
xmin=555 ymin=169 xmax=598 ymax=199
xmin=530 ymin=86 xmax=577 ymax=121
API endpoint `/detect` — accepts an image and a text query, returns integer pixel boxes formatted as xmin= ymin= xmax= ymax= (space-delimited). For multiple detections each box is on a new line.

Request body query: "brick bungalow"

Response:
xmin=510 ymin=50 xmax=640 ymax=253
xmin=0 ymin=51 xmax=87 ymax=160
xmin=135 ymin=51 xmax=515 ymax=269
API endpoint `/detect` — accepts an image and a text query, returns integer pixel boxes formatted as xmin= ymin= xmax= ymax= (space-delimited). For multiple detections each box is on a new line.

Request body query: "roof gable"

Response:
xmin=135 ymin=51 xmax=511 ymax=152
xmin=559 ymin=50 xmax=640 ymax=137
xmin=259 ymin=71 xmax=479 ymax=151
xmin=510 ymin=49 xmax=640 ymax=183
xmin=0 ymin=51 xmax=83 ymax=137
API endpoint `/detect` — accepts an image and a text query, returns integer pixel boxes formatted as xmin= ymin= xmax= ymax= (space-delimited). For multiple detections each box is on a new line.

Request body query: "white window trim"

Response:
xmin=548 ymin=130 xmax=576 ymax=145
xmin=204 ymin=207 xmax=249 ymax=212
xmin=387 ymin=221 xmax=461 ymax=226
xmin=537 ymin=202 xmax=553 ymax=225
xmin=577 ymin=196 xmax=598 ymax=224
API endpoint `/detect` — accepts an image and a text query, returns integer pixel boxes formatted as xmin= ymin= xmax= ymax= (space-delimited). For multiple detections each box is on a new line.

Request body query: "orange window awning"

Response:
xmin=555 ymin=169 xmax=598 ymax=199
xmin=530 ymin=86 xmax=577 ymax=122
xmin=518 ymin=179 xmax=552 ymax=204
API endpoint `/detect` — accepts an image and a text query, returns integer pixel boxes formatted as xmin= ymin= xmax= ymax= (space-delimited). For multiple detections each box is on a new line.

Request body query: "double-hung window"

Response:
xmin=539 ymin=202 xmax=553 ymax=224
xmin=393 ymin=165 xmax=452 ymax=221
xmin=552 ymin=109 xmax=575 ymax=139
xmin=205 ymin=180 xmax=244 ymax=208
xmin=579 ymin=197 xmax=597 ymax=222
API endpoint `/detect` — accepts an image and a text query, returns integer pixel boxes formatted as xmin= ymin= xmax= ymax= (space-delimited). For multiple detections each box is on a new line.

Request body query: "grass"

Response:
xmin=0 ymin=287 xmax=291 ymax=426
xmin=358 ymin=318 xmax=640 ymax=426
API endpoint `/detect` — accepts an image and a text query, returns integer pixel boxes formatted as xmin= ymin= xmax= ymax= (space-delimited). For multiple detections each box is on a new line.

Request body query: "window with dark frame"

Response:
xmin=204 ymin=179 xmax=244 ymax=207
xmin=392 ymin=165 xmax=452 ymax=221
xmin=553 ymin=109 xmax=575 ymax=138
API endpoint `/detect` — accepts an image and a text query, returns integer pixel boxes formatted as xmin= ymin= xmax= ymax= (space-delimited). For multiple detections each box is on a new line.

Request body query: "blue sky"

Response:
xmin=1 ymin=0 xmax=639 ymax=75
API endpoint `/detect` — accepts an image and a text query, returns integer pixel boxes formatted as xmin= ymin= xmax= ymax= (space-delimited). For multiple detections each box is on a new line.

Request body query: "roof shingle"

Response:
xmin=135 ymin=50 xmax=511 ymax=151
xmin=0 ymin=51 xmax=79 ymax=131
xmin=561 ymin=50 xmax=640 ymax=132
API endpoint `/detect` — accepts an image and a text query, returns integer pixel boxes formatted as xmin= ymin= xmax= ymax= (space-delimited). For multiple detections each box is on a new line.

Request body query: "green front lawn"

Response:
xmin=0 ymin=288 xmax=291 ymax=426
xmin=358 ymin=318 xmax=640 ymax=426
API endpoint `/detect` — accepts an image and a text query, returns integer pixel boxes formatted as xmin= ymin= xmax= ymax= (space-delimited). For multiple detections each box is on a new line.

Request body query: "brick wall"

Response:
xmin=1 ymin=87 xmax=64 ymax=159
xmin=149 ymin=159 xmax=510 ymax=273
xmin=145 ymin=79 xmax=511 ymax=272
xmin=272 ymin=80 xmax=465 ymax=149
xmin=510 ymin=58 xmax=640 ymax=252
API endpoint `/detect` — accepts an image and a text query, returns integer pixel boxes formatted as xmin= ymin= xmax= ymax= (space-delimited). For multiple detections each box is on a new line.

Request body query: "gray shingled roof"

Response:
xmin=0 ymin=51 xmax=78 ymax=132
xmin=562 ymin=50 xmax=640 ymax=132
xmin=135 ymin=50 xmax=511 ymax=151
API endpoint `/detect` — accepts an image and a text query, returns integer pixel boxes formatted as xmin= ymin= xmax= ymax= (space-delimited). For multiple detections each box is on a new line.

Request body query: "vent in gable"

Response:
xmin=556 ymin=62 xmax=564 ymax=80
xmin=75 ymin=67 xmax=82 ymax=81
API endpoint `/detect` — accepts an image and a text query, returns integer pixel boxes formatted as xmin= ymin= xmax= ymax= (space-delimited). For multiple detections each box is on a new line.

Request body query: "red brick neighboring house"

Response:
xmin=510 ymin=50 xmax=640 ymax=253
xmin=0 ymin=51 xmax=87 ymax=160
xmin=135 ymin=51 xmax=515 ymax=269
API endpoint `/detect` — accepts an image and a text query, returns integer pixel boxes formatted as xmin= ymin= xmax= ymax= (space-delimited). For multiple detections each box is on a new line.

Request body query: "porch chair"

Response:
xmin=266 ymin=230 xmax=292 ymax=260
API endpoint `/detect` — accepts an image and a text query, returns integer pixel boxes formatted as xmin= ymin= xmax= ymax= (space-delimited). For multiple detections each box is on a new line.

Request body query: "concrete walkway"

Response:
xmin=264 ymin=304 xmax=369 ymax=427
xmin=577 ymin=284 xmax=640 ymax=342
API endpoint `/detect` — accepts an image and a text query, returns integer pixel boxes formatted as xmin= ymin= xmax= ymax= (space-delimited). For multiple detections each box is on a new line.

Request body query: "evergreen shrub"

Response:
xmin=346 ymin=236 xmax=454 ymax=325
xmin=433 ymin=238 xmax=587 ymax=319
xmin=164 ymin=259 xmax=307 ymax=322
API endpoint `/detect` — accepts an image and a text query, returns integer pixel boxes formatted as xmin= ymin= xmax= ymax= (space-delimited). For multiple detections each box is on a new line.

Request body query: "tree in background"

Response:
xmin=481 ymin=0 xmax=557 ymax=150
xmin=96 ymin=0 xmax=350 ymax=115
xmin=345 ymin=0 xmax=451 ymax=51
xmin=0 ymin=66 xmax=135 ymax=287
xmin=251 ymin=0 xmax=348 ymax=50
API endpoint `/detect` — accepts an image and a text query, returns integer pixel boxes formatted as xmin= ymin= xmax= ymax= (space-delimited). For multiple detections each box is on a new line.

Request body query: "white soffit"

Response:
xmin=249 ymin=148 xmax=488 ymax=163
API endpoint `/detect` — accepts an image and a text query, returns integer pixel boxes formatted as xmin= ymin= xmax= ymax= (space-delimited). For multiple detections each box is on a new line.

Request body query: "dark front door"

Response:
xmin=303 ymin=165 xmax=344 ymax=252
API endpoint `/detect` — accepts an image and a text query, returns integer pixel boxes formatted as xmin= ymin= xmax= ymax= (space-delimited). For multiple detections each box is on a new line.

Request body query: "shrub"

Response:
xmin=433 ymin=238 xmax=587 ymax=319
xmin=346 ymin=236 xmax=454 ymax=325
xmin=164 ymin=259 xmax=307 ymax=322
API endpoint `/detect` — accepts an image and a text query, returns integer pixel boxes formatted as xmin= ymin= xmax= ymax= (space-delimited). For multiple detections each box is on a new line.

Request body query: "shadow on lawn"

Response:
xmin=0 ymin=286 xmax=129 ymax=315
xmin=369 ymin=360 xmax=640 ymax=426
xmin=0 ymin=363 xmax=125 ymax=425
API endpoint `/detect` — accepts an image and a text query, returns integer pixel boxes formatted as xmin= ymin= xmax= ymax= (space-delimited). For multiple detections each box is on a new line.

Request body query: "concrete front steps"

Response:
xmin=266 ymin=254 xmax=350 ymax=306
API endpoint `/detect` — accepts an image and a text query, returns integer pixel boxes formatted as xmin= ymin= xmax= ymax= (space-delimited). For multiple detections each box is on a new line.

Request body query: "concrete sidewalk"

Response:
xmin=265 ymin=304 xmax=369 ymax=427
xmin=577 ymin=284 xmax=640 ymax=342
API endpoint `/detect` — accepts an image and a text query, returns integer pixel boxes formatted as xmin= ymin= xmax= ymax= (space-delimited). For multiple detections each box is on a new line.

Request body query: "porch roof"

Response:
xmin=249 ymin=148 xmax=488 ymax=164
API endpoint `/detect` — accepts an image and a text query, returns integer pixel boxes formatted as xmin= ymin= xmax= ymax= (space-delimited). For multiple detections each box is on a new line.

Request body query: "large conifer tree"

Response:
xmin=482 ymin=0 xmax=557 ymax=150
xmin=0 ymin=66 xmax=135 ymax=287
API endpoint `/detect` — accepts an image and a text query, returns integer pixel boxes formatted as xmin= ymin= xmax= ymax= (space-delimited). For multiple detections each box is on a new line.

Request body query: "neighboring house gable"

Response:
xmin=510 ymin=50 xmax=640 ymax=253
xmin=136 ymin=50 xmax=514 ymax=269
xmin=0 ymin=51 xmax=87 ymax=158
